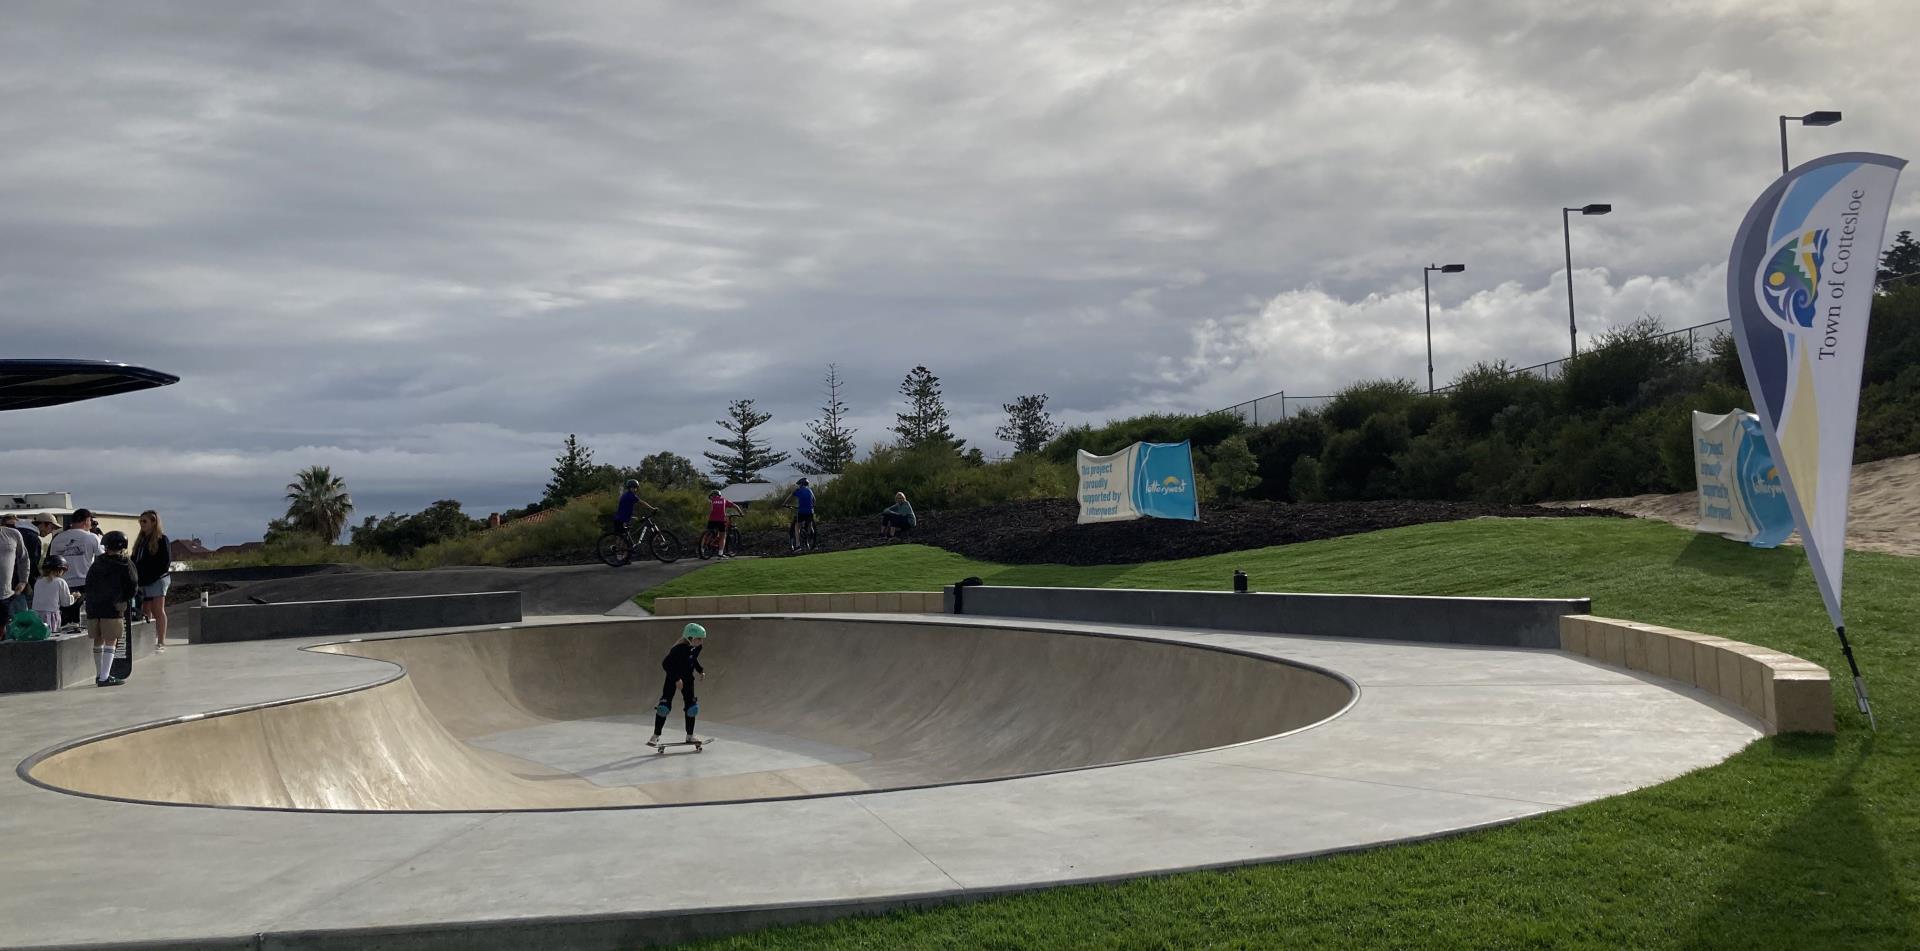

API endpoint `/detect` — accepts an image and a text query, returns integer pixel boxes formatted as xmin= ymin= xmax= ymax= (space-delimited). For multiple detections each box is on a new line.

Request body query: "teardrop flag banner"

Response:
xmin=1726 ymin=151 xmax=1906 ymax=726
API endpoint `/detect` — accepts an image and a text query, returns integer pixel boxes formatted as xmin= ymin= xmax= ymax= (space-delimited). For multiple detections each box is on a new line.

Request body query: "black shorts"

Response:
xmin=791 ymin=512 xmax=814 ymax=525
xmin=707 ymin=520 xmax=727 ymax=533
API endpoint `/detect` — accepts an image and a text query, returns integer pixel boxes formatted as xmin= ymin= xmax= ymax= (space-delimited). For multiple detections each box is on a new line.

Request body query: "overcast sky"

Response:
xmin=3 ymin=0 xmax=1916 ymax=544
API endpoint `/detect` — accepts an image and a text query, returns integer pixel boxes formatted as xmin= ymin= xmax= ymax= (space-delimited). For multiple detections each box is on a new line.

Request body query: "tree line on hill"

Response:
xmin=245 ymin=235 xmax=1920 ymax=562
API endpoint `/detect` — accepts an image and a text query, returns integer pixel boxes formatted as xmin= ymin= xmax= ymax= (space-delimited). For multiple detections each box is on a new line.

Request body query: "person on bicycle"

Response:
xmin=706 ymin=491 xmax=744 ymax=558
xmin=648 ymin=622 xmax=706 ymax=748
xmin=788 ymin=478 xmax=816 ymax=552
xmin=615 ymin=479 xmax=658 ymax=531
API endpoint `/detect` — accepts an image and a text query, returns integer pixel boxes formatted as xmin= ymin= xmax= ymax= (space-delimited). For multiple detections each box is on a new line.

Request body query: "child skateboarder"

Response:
xmin=647 ymin=622 xmax=706 ymax=747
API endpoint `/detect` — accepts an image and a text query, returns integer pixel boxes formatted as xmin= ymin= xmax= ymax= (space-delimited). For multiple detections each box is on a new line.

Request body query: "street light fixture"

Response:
xmin=1562 ymin=204 xmax=1612 ymax=359
xmin=1423 ymin=264 xmax=1466 ymax=394
xmin=1779 ymin=111 xmax=1843 ymax=173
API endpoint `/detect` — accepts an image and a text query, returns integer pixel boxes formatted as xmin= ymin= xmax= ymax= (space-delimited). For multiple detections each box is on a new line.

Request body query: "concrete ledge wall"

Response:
xmin=1 ymin=620 xmax=156 ymax=692
xmin=945 ymin=586 xmax=1588 ymax=649
xmin=1563 ymin=615 xmax=1833 ymax=735
xmin=187 ymin=592 xmax=523 ymax=644
xmin=652 ymin=592 xmax=944 ymax=616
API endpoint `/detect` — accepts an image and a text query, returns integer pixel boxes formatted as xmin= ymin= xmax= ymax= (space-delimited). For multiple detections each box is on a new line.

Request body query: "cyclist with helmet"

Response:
xmin=614 ymin=479 xmax=658 ymax=533
xmin=82 ymin=531 xmax=139 ymax=687
xmin=648 ymin=622 xmax=707 ymax=747
xmin=787 ymin=478 xmax=816 ymax=552
xmin=704 ymin=490 xmax=744 ymax=558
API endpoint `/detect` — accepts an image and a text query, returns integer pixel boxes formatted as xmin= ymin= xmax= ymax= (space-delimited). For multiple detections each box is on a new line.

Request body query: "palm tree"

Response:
xmin=285 ymin=466 xmax=353 ymax=542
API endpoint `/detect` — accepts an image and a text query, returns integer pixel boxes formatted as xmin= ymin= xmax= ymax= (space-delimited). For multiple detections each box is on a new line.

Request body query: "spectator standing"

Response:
xmin=4 ymin=514 xmax=43 ymax=602
xmin=83 ymin=531 xmax=138 ymax=687
xmin=32 ymin=557 xmax=73 ymax=633
xmin=0 ymin=517 xmax=28 ymax=618
xmin=132 ymin=510 xmax=173 ymax=650
xmin=49 ymin=510 xmax=105 ymax=627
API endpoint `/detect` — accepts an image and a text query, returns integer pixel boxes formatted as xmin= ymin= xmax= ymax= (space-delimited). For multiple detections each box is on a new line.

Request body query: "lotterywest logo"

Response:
xmin=1144 ymin=474 xmax=1188 ymax=495
xmin=1756 ymin=188 xmax=1870 ymax=360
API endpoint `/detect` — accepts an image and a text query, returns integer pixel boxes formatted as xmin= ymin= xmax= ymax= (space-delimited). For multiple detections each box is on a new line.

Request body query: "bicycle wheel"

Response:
xmin=595 ymin=532 xmax=633 ymax=567
xmin=649 ymin=528 xmax=683 ymax=563
xmin=798 ymin=522 xmax=818 ymax=552
xmin=697 ymin=532 xmax=718 ymax=560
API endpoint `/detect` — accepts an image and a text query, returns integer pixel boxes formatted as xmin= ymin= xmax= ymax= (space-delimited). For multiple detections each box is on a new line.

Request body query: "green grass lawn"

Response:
xmin=641 ymin=518 xmax=1920 ymax=950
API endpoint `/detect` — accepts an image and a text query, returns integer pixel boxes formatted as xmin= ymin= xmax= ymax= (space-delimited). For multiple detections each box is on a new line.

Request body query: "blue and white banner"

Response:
xmin=1727 ymin=152 xmax=1905 ymax=628
xmin=1076 ymin=441 xmax=1198 ymax=524
xmin=1691 ymin=410 xmax=1793 ymax=548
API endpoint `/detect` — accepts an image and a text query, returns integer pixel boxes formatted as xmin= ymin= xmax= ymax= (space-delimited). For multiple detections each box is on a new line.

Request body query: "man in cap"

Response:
xmin=49 ymin=509 xmax=105 ymax=627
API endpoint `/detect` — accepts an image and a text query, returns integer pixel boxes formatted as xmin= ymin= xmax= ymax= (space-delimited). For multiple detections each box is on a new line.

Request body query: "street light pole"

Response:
xmin=1778 ymin=110 xmax=1843 ymax=174
xmin=1423 ymin=264 xmax=1465 ymax=394
xmin=1562 ymin=203 xmax=1612 ymax=360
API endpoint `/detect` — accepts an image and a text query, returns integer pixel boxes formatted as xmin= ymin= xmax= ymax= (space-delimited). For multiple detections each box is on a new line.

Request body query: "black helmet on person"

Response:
xmin=41 ymin=555 xmax=66 ymax=572
xmin=103 ymin=530 xmax=129 ymax=552
xmin=796 ymin=478 xmax=809 ymax=487
xmin=624 ymin=479 xmax=640 ymax=490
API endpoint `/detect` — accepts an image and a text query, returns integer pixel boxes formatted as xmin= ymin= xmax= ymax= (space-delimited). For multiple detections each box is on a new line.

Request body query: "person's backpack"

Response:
xmin=8 ymin=610 xmax=49 ymax=642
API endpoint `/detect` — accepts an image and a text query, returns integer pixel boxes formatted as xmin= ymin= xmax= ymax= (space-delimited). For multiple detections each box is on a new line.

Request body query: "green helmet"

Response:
xmin=683 ymin=622 xmax=707 ymax=640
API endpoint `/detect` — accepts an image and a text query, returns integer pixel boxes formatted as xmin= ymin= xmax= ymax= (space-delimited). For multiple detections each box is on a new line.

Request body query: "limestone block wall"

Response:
xmin=1561 ymin=615 xmax=1833 ymax=735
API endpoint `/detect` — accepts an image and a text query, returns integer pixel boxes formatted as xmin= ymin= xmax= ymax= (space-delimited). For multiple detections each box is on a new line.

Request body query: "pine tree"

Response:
xmin=893 ymin=365 xmax=963 ymax=452
xmin=1881 ymin=230 xmax=1920 ymax=290
xmin=798 ymin=364 xmax=858 ymax=475
xmin=704 ymin=399 xmax=790 ymax=484
xmin=543 ymin=434 xmax=600 ymax=507
xmin=995 ymin=393 xmax=1060 ymax=456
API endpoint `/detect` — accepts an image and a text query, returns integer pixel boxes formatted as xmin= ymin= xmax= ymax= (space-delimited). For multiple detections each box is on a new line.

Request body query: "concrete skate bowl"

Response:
xmin=23 ymin=617 xmax=1354 ymax=812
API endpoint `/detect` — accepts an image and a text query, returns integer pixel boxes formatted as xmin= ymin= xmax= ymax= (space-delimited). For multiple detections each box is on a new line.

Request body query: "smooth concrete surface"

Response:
xmin=187 ymin=591 xmax=523 ymax=644
xmin=30 ymin=617 xmax=1352 ymax=809
xmin=652 ymin=591 xmax=945 ymax=616
xmin=0 ymin=614 xmax=1762 ymax=950
xmin=946 ymin=585 xmax=1588 ymax=648
xmin=202 ymin=561 xmax=702 ymax=616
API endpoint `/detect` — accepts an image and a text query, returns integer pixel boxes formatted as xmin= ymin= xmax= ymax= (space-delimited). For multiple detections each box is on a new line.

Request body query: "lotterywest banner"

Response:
xmin=1727 ymin=152 xmax=1905 ymax=628
xmin=1691 ymin=410 xmax=1792 ymax=547
xmin=1076 ymin=441 xmax=1199 ymax=524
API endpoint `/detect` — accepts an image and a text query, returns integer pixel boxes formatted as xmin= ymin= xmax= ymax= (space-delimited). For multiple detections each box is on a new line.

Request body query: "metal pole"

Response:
xmin=1563 ymin=208 xmax=1577 ymax=359
xmin=1835 ymin=625 xmax=1876 ymax=729
xmin=1423 ymin=267 xmax=1435 ymax=395
xmin=1779 ymin=115 xmax=1790 ymax=175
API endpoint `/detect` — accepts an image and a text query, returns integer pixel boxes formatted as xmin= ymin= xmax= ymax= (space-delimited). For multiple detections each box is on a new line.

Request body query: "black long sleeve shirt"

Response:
xmin=661 ymin=641 xmax=704 ymax=678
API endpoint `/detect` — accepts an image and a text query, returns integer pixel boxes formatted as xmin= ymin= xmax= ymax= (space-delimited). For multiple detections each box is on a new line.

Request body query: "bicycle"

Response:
xmin=697 ymin=516 xmax=742 ymax=560
xmin=596 ymin=513 xmax=683 ymax=566
xmin=785 ymin=503 xmax=820 ymax=553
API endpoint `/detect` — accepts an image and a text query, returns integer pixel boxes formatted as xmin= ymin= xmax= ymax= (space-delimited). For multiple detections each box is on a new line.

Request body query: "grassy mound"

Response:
xmin=641 ymin=518 xmax=1919 ymax=950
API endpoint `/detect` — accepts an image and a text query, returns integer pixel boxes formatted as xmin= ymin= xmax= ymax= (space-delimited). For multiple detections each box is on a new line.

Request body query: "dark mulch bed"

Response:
xmin=714 ymin=498 xmax=1627 ymax=567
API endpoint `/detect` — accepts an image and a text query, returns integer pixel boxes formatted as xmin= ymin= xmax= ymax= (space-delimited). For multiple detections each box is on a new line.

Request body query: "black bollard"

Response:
xmin=1233 ymin=570 xmax=1248 ymax=593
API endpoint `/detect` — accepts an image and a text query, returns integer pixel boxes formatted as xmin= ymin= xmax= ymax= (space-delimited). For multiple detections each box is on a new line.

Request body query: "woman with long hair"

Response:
xmin=132 ymin=510 xmax=173 ymax=650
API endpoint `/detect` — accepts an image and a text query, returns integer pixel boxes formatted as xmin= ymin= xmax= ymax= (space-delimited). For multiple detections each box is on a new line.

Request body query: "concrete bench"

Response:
xmin=187 ymin=591 xmax=523 ymax=643
xmin=651 ymin=592 xmax=945 ymax=616
xmin=1561 ymin=615 xmax=1833 ymax=734
xmin=0 ymin=620 xmax=156 ymax=692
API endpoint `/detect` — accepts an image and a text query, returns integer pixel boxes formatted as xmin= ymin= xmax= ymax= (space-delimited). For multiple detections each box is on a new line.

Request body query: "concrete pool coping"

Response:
xmin=0 ymin=612 xmax=1762 ymax=950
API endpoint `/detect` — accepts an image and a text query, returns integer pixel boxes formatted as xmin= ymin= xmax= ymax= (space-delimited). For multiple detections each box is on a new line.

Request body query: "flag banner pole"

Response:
xmin=1834 ymin=625 xmax=1875 ymax=729
xmin=1725 ymin=151 xmax=1905 ymax=727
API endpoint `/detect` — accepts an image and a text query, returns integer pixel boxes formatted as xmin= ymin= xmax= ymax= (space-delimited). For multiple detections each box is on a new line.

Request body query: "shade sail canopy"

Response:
xmin=0 ymin=360 xmax=180 ymax=412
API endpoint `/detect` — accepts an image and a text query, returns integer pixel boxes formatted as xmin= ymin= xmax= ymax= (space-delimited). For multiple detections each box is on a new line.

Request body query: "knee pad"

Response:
xmin=687 ymin=703 xmax=699 ymax=717
xmin=655 ymin=701 xmax=671 ymax=716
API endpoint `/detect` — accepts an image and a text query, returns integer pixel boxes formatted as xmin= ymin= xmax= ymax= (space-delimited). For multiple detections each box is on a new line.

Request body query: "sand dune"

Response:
xmin=1551 ymin=453 xmax=1920 ymax=558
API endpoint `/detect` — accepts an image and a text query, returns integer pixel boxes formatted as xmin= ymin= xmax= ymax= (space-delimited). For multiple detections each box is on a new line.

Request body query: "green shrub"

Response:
xmin=1245 ymin=414 xmax=1328 ymax=502
xmin=1321 ymin=378 xmax=1420 ymax=431
xmin=1040 ymin=412 xmax=1245 ymax=463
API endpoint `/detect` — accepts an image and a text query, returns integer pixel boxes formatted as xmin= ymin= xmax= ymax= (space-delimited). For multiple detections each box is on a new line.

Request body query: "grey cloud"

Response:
xmin=3 ymin=0 xmax=1915 ymax=543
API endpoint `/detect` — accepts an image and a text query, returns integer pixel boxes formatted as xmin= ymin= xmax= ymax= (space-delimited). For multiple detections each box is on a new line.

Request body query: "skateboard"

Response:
xmin=109 ymin=617 xmax=133 ymax=681
xmin=650 ymin=738 xmax=712 ymax=755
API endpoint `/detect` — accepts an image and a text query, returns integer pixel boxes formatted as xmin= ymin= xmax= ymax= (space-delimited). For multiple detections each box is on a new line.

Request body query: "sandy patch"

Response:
xmin=1549 ymin=453 xmax=1920 ymax=557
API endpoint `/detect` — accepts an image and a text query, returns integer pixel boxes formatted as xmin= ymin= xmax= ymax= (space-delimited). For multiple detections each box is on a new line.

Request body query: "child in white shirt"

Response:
xmin=32 ymin=556 xmax=73 ymax=633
